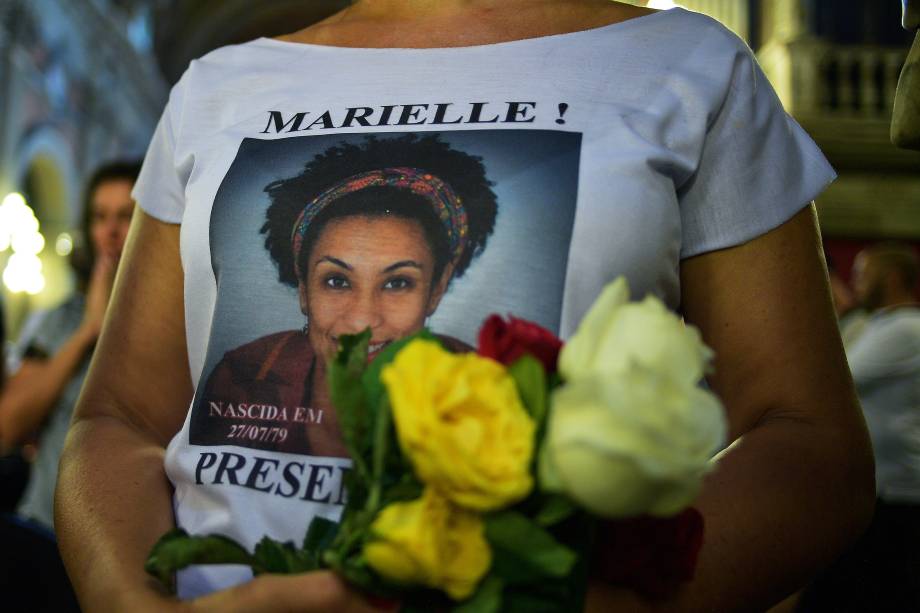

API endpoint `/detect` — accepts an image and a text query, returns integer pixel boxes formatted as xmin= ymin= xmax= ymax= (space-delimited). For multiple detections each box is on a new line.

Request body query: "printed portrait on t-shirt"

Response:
xmin=189 ymin=130 xmax=581 ymax=458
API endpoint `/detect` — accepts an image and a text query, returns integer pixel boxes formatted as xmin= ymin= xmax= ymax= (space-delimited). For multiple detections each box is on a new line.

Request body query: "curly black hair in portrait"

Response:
xmin=261 ymin=134 xmax=498 ymax=288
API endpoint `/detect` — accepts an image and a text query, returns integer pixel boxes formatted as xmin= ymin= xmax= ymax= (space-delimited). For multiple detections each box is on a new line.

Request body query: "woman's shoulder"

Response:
xmin=166 ymin=37 xmax=300 ymax=112
xmin=627 ymin=9 xmax=751 ymax=69
xmin=579 ymin=8 xmax=752 ymax=75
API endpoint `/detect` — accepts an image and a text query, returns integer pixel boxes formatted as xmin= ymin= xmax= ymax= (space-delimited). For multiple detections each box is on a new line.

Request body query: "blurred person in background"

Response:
xmin=849 ymin=242 xmax=920 ymax=515
xmin=0 ymin=160 xmax=139 ymax=525
xmin=799 ymin=241 xmax=920 ymax=611
xmin=0 ymin=160 xmax=139 ymax=613
xmin=824 ymin=252 xmax=867 ymax=348
xmin=1 ymin=295 xmax=30 ymax=514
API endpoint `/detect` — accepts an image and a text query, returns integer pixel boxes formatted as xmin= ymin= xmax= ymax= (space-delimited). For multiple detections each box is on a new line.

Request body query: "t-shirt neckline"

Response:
xmin=253 ymin=7 xmax=680 ymax=53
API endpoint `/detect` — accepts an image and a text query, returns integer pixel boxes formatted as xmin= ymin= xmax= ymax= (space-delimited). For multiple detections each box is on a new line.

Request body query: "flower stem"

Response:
xmin=366 ymin=396 xmax=391 ymax=514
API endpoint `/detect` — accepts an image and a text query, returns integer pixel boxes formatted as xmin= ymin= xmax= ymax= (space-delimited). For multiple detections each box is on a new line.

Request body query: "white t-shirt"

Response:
xmin=132 ymin=8 xmax=835 ymax=597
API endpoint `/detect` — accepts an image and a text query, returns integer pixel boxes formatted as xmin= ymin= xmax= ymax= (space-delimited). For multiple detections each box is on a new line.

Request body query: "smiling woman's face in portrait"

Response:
xmin=300 ymin=215 xmax=450 ymax=362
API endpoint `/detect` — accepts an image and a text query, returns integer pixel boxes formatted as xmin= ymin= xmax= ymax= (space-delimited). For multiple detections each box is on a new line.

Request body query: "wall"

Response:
xmin=0 ymin=0 xmax=166 ymax=340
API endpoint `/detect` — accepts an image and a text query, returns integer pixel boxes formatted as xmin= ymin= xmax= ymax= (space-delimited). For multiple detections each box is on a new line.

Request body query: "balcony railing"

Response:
xmin=760 ymin=38 xmax=908 ymax=119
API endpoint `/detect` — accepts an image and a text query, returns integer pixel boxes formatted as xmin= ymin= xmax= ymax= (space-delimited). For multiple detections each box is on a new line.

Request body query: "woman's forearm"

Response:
xmin=671 ymin=413 xmax=872 ymax=611
xmin=0 ymin=326 xmax=96 ymax=448
xmin=55 ymin=415 xmax=398 ymax=613
xmin=55 ymin=414 xmax=179 ymax=613
xmin=53 ymin=213 xmax=193 ymax=611
xmin=586 ymin=413 xmax=874 ymax=613
xmin=626 ymin=206 xmax=878 ymax=612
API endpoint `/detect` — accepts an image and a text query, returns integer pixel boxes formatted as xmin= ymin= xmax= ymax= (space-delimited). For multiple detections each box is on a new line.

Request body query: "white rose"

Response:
xmin=559 ymin=277 xmax=713 ymax=386
xmin=539 ymin=364 xmax=726 ymax=518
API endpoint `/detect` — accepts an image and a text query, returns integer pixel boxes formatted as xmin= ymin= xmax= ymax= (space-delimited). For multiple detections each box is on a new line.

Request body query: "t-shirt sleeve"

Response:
xmin=132 ymin=78 xmax=189 ymax=224
xmin=678 ymin=30 xmax=837 ymax=259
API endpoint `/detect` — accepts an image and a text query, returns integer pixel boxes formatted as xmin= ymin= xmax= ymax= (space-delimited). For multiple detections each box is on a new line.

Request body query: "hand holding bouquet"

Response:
xmin=147 ymin=277 xmax=726 ymax=611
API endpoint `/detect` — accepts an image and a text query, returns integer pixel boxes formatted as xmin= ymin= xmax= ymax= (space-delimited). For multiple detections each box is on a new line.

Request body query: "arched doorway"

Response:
xmin=2 ymin=126 xmax=78 ymax=338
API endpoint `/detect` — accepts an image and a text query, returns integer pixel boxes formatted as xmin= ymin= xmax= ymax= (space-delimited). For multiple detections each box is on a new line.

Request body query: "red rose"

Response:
xmin=477 ymin=315 xmax=563 ymax=374
xmin=593 ymin=507 xmax=704 ymax=599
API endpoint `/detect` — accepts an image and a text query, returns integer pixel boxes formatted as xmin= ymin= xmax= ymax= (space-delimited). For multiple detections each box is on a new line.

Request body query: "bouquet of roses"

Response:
xmin=146 ymin=277 xmax=727 ymax=611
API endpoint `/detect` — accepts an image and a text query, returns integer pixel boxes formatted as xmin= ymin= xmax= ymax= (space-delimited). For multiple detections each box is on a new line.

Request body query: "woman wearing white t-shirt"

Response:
xmin=54 ymin=2 xmax=874 ymax=611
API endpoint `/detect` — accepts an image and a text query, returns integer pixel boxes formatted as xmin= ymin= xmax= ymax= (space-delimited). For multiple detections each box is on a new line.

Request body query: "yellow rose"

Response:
xmin=539 ymin=364 xmax=726 ymax=518
xmin=363 ymin=488 xmax=491 ymax=600
xmin=381 ymin=339 xmax=535 ymax=511
xmin=559 ymin=277 xmax=714 ymax=386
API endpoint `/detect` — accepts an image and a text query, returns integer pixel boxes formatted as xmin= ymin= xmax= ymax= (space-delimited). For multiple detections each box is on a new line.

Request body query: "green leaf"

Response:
xmin=252 ymin=537 xmax=317 ymax=574
xmin=380 ymin=474 xmax=424 ymax=505
xmin=303 ymin=516 xmax=340 ymax=555
xmin=494 ymin=513 xmax=596 ymax=612
xmin=145 ymin=529 xmax=253 ymax=593
xmin=534 ymin=495 xmax=577 ymax=527
xmin=337 ymin=553 xmax=382 ymax=592
xmin=550 ymin=513 xmax=596 ymax=613
xmin=365 ymin=392 xmax=392 ymax=513
xmin=335 ymin=329 xmax=373 ymax=376
xmin=340 ymin=467 xmax=368 ymax=510
xmin=328 ymin=329 xmax=372 ymax=480
xmin=324 ymin=504 xmax=367 ymax=566
xmin=508 ymin=355 xmax=548 ymax=425
xmin=485 ymin=511 xmax=576 ymax=583
xmin=453 ymin=575 xmax=503 ymax=613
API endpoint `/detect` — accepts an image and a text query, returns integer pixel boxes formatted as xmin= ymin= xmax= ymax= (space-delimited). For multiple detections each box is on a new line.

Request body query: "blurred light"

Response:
xmin=23 ymin=274 xmax=46 ymax=295
xmin=55 ymin=232 xmax=73 ymax=256
xmin=12 ymin=230 xmax=45 ymax=255
xmin=647 ymin=0 xmax=681 ymax=8
xmin=1 ymin=192 xmax=48 ymax=294
xmin=2 ymin=252 xmax=45 ymax=294
xmin=2 ymin=192 xmax=27 ymax=209
xmin=1 ymin=192 xmax=40 ymax=254
xmin=0 ymin=193 xmax=36 ymax=227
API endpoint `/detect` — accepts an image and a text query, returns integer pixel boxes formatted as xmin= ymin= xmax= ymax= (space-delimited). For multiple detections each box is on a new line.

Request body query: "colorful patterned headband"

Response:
xmin=290 ymin=167 xmax=469 ymax=278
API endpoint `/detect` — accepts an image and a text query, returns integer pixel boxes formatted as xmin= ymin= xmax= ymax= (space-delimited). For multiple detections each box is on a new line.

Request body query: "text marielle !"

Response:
xmin=261 ymin=102 xmax=538 ymax=133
